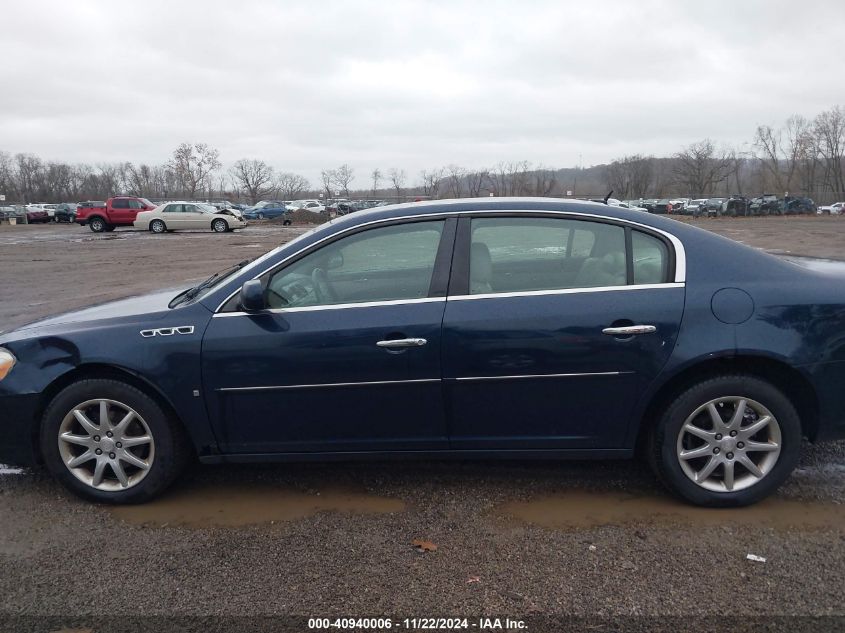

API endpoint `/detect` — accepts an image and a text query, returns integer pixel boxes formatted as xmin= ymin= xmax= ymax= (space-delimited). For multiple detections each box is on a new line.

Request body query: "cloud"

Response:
xmin=1 ymin=0 xmax=843 ymax=185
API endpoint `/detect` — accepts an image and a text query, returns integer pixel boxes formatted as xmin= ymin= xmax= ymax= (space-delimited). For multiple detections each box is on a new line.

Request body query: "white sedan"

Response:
xmin=134 ymin=202 xmax=248 ymax=233
xmin=818 ymin=202 xmax=844 ymax=215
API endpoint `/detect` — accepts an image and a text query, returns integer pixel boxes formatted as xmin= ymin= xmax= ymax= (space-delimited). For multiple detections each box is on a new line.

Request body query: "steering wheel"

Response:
xmin=311 ymin=267 xmax=338 ymax=303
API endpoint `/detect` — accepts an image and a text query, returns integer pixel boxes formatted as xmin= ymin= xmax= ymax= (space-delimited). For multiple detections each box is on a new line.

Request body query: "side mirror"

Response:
xmin=239 ymin=279 xmax=265 ymax=312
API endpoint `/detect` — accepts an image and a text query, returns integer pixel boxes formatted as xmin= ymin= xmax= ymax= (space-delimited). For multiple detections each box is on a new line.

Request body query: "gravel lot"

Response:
xmin=0 ymin=216 xmax=844 ymax=630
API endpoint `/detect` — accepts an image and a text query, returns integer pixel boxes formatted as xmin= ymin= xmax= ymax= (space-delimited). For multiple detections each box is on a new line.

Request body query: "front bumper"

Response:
xmin=0 ymin=392 xmax=40 ymax=466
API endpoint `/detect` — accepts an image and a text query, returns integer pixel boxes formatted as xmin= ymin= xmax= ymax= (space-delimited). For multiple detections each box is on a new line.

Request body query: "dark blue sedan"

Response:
xmin=243 ymin=203 xmax=292 ymax=224
xmin=1 ymin=198 xmax=844 ymax=506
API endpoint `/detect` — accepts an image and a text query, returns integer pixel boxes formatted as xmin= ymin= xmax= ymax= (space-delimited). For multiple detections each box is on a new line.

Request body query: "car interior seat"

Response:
xmin=470 ymin=242 xmax=494 ymax=294
xmin=574 ymin=252 xmax=626 ymax=287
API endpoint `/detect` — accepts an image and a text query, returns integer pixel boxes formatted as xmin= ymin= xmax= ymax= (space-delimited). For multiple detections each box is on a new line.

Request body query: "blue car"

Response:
xmin=1 ymin=198 xmax=844 ymax=506
xmin=243 ymin=203 xmax=292 ymax=224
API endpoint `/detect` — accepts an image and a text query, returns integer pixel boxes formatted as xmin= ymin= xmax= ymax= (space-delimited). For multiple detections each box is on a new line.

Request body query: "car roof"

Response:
xmin=322 ymin=197 xmax=685 ymax=234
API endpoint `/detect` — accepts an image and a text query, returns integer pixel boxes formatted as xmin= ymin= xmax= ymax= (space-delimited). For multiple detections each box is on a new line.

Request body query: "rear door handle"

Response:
xmin=376 ymin=338 xmax=428 ymax=348
xmin=602 ymin=325 xmax=656 ymax=336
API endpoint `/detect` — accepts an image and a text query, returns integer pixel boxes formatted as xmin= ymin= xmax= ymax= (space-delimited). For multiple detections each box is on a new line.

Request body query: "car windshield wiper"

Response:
xmin=173 ymin=259 xmax=250 ymax=305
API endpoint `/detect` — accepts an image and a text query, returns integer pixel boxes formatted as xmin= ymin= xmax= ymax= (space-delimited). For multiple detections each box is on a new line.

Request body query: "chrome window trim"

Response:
xmin=212 ymin=296 xmax=446 ymax=318
xmin=212 ymin=208 xmax=687 ymax=312
xmin=448 ymin=282 xmax=684 ymax=302
xmin=217 ymin=378 xmax=441 ymax=392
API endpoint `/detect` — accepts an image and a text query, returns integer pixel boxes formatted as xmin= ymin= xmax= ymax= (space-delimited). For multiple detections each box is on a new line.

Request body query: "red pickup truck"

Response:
xmin=76 ymin=196 xmax=156 ymax=232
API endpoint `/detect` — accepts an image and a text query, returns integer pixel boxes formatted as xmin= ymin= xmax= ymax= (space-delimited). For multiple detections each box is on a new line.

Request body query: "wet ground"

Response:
xmin=1 ymin=216 xmax=844 ymax=625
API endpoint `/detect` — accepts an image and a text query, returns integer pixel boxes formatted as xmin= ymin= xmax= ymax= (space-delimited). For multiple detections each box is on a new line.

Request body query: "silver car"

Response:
xmin=134 ymin=202 xmax=248 ymax=233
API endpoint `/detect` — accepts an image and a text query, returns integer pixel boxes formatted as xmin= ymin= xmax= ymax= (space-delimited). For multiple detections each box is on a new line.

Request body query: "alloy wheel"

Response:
xmin=676 ymin=396 xmax=781 ymax=492
xmin=57 ymin=398 xmax=156 ymax=491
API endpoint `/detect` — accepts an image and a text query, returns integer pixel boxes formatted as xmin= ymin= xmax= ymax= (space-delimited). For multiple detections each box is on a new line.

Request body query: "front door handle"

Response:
xmin=376 ymin=338 xmax=428 ymax=348
xmin=602 ymin=325 xmax=656 ymax=336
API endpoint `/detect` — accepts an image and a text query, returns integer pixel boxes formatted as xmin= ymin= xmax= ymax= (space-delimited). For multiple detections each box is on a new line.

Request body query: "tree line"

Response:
xmin=2 ymin=105 xmax=843 ymax=205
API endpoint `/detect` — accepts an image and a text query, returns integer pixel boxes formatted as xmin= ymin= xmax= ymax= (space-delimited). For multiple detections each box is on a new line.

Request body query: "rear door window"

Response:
xmin=467 ymin=217 xmax=626 ymax=294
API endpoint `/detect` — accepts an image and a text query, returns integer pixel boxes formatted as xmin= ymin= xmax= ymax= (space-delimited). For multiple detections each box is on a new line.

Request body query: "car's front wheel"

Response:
xmin=211 ymin=218 xmax=228 ymax=232
xmin=89 ymin=217 xmax=107 ymax=232
xmin=149 ymin=219 xmax=166 ymax=234
xmin=649 ymin=375 xmax=800 ymax=506
xmin=40 ymin=379 xmax=190 ymax=503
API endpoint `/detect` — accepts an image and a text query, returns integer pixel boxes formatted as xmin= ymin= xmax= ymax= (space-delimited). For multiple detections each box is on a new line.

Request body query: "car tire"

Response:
xmin=257 ymin=212 xmax=265 ymax=220
xmin=283 ymin=219 xmax=292 ymax=226
xmin=648 ymin=374 xmax=801 ymax=507
xmin=150 ymin=219 xmax=166 ymax=234
xmin=211 ymin=219 xmax=228 ymax=233
xmin=89 ymin=216 xmax=107 ymax=232
xmin=40 ymin=378 xmax=191 ymax=504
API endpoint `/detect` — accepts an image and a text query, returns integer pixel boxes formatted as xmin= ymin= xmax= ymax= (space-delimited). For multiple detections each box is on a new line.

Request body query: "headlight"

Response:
xmin=0 ymin=348 xmax=15 ymax=381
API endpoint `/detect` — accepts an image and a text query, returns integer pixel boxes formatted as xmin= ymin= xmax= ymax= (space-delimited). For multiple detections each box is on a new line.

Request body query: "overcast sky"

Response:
xmin=2 ymin=0 xmax=844 ymax=184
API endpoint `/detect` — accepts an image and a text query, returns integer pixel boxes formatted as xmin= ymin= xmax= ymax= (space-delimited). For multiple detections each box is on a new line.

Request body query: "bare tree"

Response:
xmin=320 ymin=169 xmax=336 ymax=199
xmin=445 ymin=164 xmax=466 ymax=198
xmin=371 ymin=168 xmax=382 ymax=197
xmin=276 ymin=172 xmax=309 ymax=200
xmin=465 ymin=169 xmax=488 ymax=197
xmin=169 ymin=142 xmax=221 ymax=198
xmin=814 ymin=105 xmax=845 ymax=193
xmin=230 ymin=159 xmax=275 ymax=204
xmin=605 ymin=155 xmax=654 ymax=199
xmin=14 ymin=153 xmax=43 ymax=202
xmin=0 ymin=151 xmax=15 ymax=199
xmin=531 ymin=164 xmax=558 ymax=196
xmin=419 ymin=168 xmax=444 ymax=199
xmin=388 ymin=167 xmax=406 ymax=199
xmin=672 ymin=140 xmax=732 ymax=197
xmin=331 ymin=164 xmax=355 ymax=197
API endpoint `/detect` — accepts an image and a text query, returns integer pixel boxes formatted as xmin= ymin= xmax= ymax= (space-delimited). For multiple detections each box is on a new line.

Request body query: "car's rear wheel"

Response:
xmin=89 ymin=217 xmax=107 ymax=232
xmin=40 ymin=379 xmax=190 ymax=504
xmin=211 ymin=218 xmax=228 ymax=233
xmin=150 ymin=219 xmax=166 ymax=234
xmin=649 ymin=375 xmax=800 ymax=507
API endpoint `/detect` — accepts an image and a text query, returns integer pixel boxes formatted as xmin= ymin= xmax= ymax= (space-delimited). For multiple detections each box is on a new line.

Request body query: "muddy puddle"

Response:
xmin=498 ymin=490 xmax=845 ymax=531
xmin=110 ymin=483 xmax=405 ymax=528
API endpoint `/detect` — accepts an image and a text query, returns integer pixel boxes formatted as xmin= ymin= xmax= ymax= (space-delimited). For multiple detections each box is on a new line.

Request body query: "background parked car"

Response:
xmin=135 ymin=202 xmax=248 ymax=233
xmin=701 ymin=198 xmax=727 ymax=217
xmin=243 ymin=203 xmax=291 ymax=223
xmin=651 ymin=199 xmax=673 ymax=214
xmin=54 ymin=202 xmax=78 ymax=223
xmin=748 ymin=194 xmax=780 ymax=215
xmin=685 ymin=199 xmax=707 ymax=216
xmin=76 ymin=197 xmax=156 ymax=232
xmin=637 ymin=199 xmax=657 ymax=212
xmin=780 ymin=197 xmax=816 ymax=215
xmin=818 ymin=201 xmax=844 ymax=215
xmin=721 ymin=196 xmax=750 ymax=217
xmin=24 ymin=205 xmax=50 ymax=223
